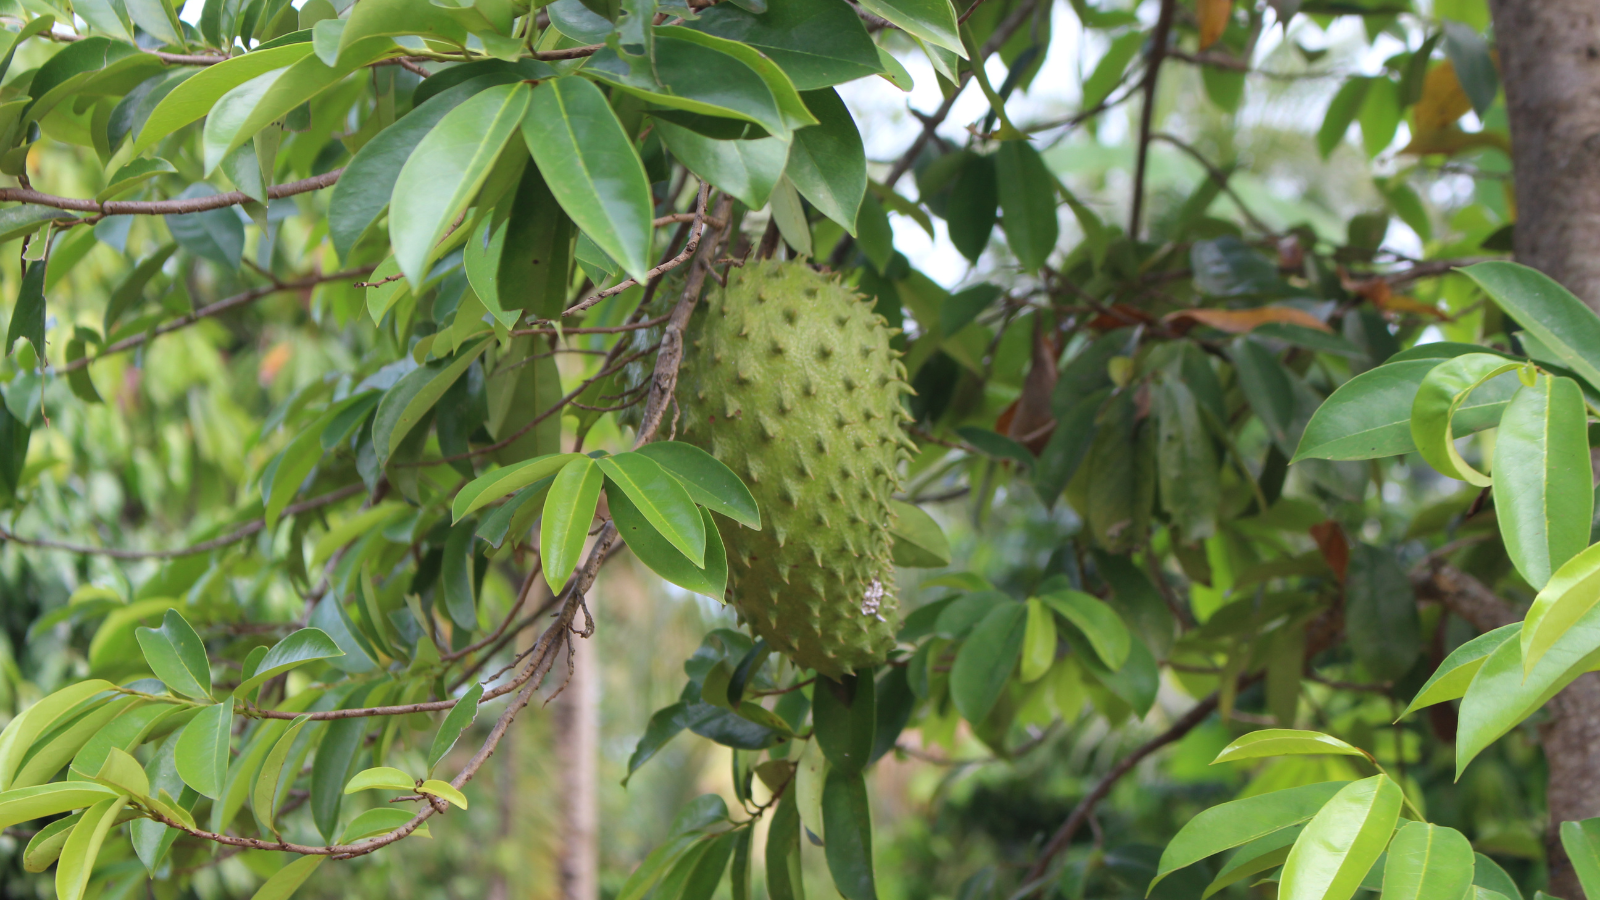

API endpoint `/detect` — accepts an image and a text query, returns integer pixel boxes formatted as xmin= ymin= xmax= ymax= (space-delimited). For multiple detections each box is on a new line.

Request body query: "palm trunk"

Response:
xmin=1485 ymin=4 xmax=1600 ymax=895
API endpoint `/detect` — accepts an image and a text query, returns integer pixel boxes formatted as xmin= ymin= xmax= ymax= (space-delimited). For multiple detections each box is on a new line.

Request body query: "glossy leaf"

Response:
xmin=392 ymin=83 xmax=529 ymax=287
xmin=522 ymin=77 xmax=653 ymax=282
xmin=1039 ymin=589 xmax=1131 ymax=671
xmin=175 ymin=697 xmax=232 ymax=799
xmin=1020 ymin=597 xmax=1057 ymax=683
xmin=636 ymin=441 xmax=760 ymax=530
xmin=598 ymin=452 xmax=707 ymax=565
xmin=822 ymin=767 xmax=877 ymax=900
xmin=1278 ymin=775 xmax=1402 ymax=900
xmin=1155 ymin=782 xmax=1347 ymax=888
xmin=687 ymin=0 xmax=881 ymax=89
xmin=1462 ymin=262 xmax=1600 ymax=392
xmin=610 ymin=492 xmax=729 ymax=599
xmin=1293 ymin=360 xmax=1440 ymax=462
xmin=785 ymin=88 xmax=867 ymax=233
xmin=56 ymin=796 xmax=124 ymax=900
xmin=453 ymin=452 xmax=584 ymax=522
xmin=949 ymin=600 xmax=1027 ymax=723
xmin=1381 ymin=821 xmax=1475 ymax=900
xmin=995 ymin=140 xmax=1060 ymax=272
xmin=1560 ymin=817 xmax=1600 ymax=900
xmin=134 ymin=44 xmax=316 ymax=153
xmin=427 ymin=683 xmax=484 ymax=775
xmin=854 ymin=0 xmax=963 ymax=58
xmin=0 ymin=680 xmax=113 ymax=791
xmin=372 ymin=337 xmax=492 ymax=464
xmin=887 ymin=499 xmax=950 ymax=568
xmin=812 ymin=673 xmax=875 ymax=776
xmin=1410 ymin=353 xmax=1522 ymax=485
xmin=1493 ymin=374 xmax=1591 ymax=590
xmin=1212 ymin=729 xmax=1371 ymax=764
xmin=344 ymin=766 xmax=417 ymax=794
xmin=1203 ymin=826 xmax=1303 ymax=899
xmin=252 ymin=714 xmax=311 ymax=836
xmin=0 ymin=782 xmax=121 ymax=831
xmin=1402 ymin=623 xmax=1520 ymax=716
xmin=249 ymin=855 xmax=325 ymax=900
xmin=418 ymin=779 xmax=469 ymax=809
xmin=134 ymin=608 xmax=212 ymax=700
xmin=341 ymin=807 xmax=432 ymax=843
xmin=542 ymin=457 xmax=605 ymax=593
xmin=233 ymin=628 xmax=344 ymax=697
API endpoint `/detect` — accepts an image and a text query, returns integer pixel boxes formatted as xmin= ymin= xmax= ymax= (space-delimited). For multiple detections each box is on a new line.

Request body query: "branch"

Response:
xmin=1166 ymin=49 xmax=1338 ymax=80
xmin=1151 ymin=132 xmax=1275 ymax=236
xmin=1128 ymin=0 xmax=1178 ymax=239
xmin=1411 ymin=559 xmax=1520 ymax=631
xmin=0 ymin=169 xmax=342 ymax=216
xmin=0 ymin=483 xmax=363 ymax=559
xmin=59 ymin=267 xmax=374 ymax=372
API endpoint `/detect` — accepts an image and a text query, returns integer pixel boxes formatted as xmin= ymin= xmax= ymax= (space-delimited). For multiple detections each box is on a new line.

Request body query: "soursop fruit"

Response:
xmin=678 ymin=261 xmax=915 ymax=677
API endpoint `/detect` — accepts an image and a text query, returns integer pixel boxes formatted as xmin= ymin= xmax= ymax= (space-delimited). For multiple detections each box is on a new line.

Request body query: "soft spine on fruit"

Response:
xmin=677 ymin=261 xmax=917 ymax=677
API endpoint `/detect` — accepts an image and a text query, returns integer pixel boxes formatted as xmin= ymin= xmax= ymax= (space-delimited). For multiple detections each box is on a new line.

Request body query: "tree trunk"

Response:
xmin=555 ymin=634 xmax=600 ymax=900
xmin=1484 ymin=6 xmax=1600 ymax=894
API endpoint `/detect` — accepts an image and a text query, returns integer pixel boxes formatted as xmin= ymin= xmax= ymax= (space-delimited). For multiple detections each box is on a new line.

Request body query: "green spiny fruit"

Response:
xmin=678 ymin=260 xmax=916 ymax=677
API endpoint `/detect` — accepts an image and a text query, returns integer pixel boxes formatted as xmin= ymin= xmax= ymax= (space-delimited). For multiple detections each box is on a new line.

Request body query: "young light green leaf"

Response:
xmin=1212 ymin=729 xmax=1373 ymax=764
xmin=418 ymin=779 xmax=469 ymax=809
xmin=1039 ymin=589 xmax=1131 ymax=672
xmin=1402 ymin=623 xmax=1520 ymax=716
xmin=252 ymin=714 xmax=311 ymax=836
xmin=134 ymin=43 xmax=316 ymax=153
xmin=234 ymin=628 xmax=344 ymax=697
xmin=1494 ymin=374 xmax=1592 ymax=591
xmin=522 ymin=77 xmax=653 ymax=283
xmin=1155 ymin=782 xmax=1347 ymax=888
xmin=887 ymin=499 xmax=950 ymax=568
xmin=1279 ymin=775 xmax=1403 ymax=900
xmin=542 ymin=457 xmax=605 ymax=593
xmin=1020 ymin=597 xmax=1057 ymax=684
xmin=1461 ymin=261 xmax=1600 ymax=392
xmin=454 ymin=452 xmax=584 ymax=522
xmin=949 ymin=600 xmax=1027 ymax=724
xmin=248 ymin=855 xmax=325 ymax=900
xmin=1474 ymin=852 xmax=1524 ymax=900
xmin=1559 ymin=817 xmax=1600 ymax=900
xmin=822 ymin=767 xmax=877 ymax=900
xmin=1410 ymin=353 xmax=1522 ymax=485
xmin=0 ymin=680 xmax=114 ymax=792
xmin=1526 ymin=543 xmax=1600 ymax=681
xmin=1203 ymin=825 xmax=1303 ymax=899
xmin=0 ymin=782 xmax=121 ymax=832
xmin=89 ymin=747 xmax=150 ymax=798
xmin=786 ymin=88 xmax=867 ymax=234
xmin=1293 ymin=360 xmax=1441 ymax=462
xmin=1381 ymin=821 xmax=1475 ymax=900
xmin=55 ymin=796 xmax=124 ymax=900
xmin=854 ymin=0 xmax=963 ymax=58
xmin=340 ymin=807 xmax=432 ymax=843
xmin=635 ymin=441 xmax=760 ymax=530
xmin=391 ymin=83 xmax=529 ymax=287
xmin=174 ymin=697 xmax=232 ymax=799
xmin=344 ymin=766 xmax=417 ymax=794
xmin=427 ymin=683 xmax=484 ymax=775
xmin=598 ymin=452 xmax=707 ymax=566
xmin=135 ymin=608 xmax=212 ymax=700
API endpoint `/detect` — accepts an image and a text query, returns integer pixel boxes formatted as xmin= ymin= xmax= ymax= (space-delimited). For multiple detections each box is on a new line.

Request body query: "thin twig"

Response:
xmin=0 ymin=170 xmax=342 ymax=216
xmin=1128 ymin=0 xmax=1178 ymax=240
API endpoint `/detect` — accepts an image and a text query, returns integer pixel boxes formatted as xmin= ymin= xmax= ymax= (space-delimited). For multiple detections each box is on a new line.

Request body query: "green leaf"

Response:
xmin=1294 ymin=361 xmax=1441 ymax=462
xmin=1560 ymin=818 xmax=1600 ymax=900
xmin=610 ymin=490 xmax=729 ymax=599
xmin=312 ymin=689 xmax=377 ymax=841
xmin=785 ymin=88 xmax=867 ymax=234
xmin=854 ymin=0 xmax=963 ymax=58
xmin=489 ymin=162 xmax=578 ymax=320
xmin=427 ymin=683 xmax=484 ymax=775
xmin=454 ymin=452 xmax=584 ymax=522
xmin=55 ymin=796 xmax=124 ymax=900
xmin=1039 ymin=589 xmax=1131 ymax=671
xmin=659 ymin=27 xmax=818 ymax=136
xmin=440 ymin=517 xmax=479 ymax=632
xmin=392 ymin=83 xmax=529 ymax=288
xmin=1523 ymin=544 xmax=1600 ymax=678
xmin=1442 ymin=20 xmax=1498 ymax=116
xmin=598 ymin=452 xmax=707 ymax=565
xmin=330 ymin=71 xmax=522 ymax=262
xmin=135 ymin=44 xmax=316 ymax=153
xmin=103 ymin=244 xmax=177 ymax=334
xmin=0 ymin=680 xmax=114 ymax=791
xmin=6 ymin=262 xmax=44 ymax=362
xmin=945 ymin=152 xmax=997 ymax=263
xmin=1153 ymin=378 xmax=1221 ymax=539
xmin=949 ymin=600 xmax=1027 ymax=723
xmin=1410 ymin=352 xmax=1522 ymax=485
xmin=175 ymin=697 xmax=232 ymax=799
xmin=542 ymin=457 xmax=605 ymax=593
xmin=1317 ymin=76 xmax=1370 ymax=157
xmin=134 ymin=608 xmax=212 ymax=700
xmin=887 ymin=499 xmax=950 ymax=568
xmin=1402 ymin=623 xmax=1519 ymax=716
xmin=1474 ymin=852 xmax=1524 ymax=900
xmin=1493 ymin=374 xmax=1592 ymax=590
xmin=336 ymin=0 xmax=468 ymax=62
xmin=234 ymin=628 xmax=344 ymax=697
xmin=1212 ymin=729 xmax=1371 ymax=764
xmin=248 ymin=855 xmax=325 ymax=900
xmin=418 ymin=779 xmax=468 ymax=809
xmin=654 ymin=120 xmax=788 ymax=211
xmin=1344 ymin=543 xmax=1421 ymax=681
xmin=1155 ymin=782 xmax=1348 ymax=888
xmin=625 ymin=702 xmax=690 ymax=785
xmin=372 ymin=337 xmax=492 ymax=464
xmin=822 ymin=767 xmax=877 ymax=900
xmin=995 ymin=140 xmax=1060 ymax=272
xmin=767 ymin=791 xmax=806 ymax=900
xmin=1462 ymin=262 xmax=1600 ymax=392
xmin=252 ymin=714 xmax=311 ymax=836
xmin=522 ymin=76 xmax=654 ymax=283
xmin=0 ymin=206 xmax=75 ymax=244
xmin=0 ymin=782 xmax=120 ymax=831
xmin=1202 ymin=826 xmax=1303 ymax=899
xmin=686 ymin=0 xmax=882 ymax=89
xmin=1020 ymin=597 xmax=1057 ymax=684
xmin=340 ymin=807 xmax=431 ymax=843
xmin=812 ymin=673 xmax=875 ymax=776
xmin=1083 ymin=30 xmax=1145 ymax=109
xmin=1381 ymin=821 xmax=1475 ymax=900
xmin=1279 ymin=775 xmax=1402 ymax=900
xmin=637 ymin=441 xmax=761 ymax=531
xmin=343 ymin=766 xmax=417 ymax=794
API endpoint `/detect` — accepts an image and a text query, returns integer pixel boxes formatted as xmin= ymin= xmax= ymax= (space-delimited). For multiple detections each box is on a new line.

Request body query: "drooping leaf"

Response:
xmin=1039 ymin=589 xmax=1130 ymax=671
xmin=541 ymin=456 xmax=605 ymax=593
xmin=1212 ymin=729 xmax=1371 ymax=764
xmin=248 ymin=855 xmax=326 ymax=900
xmin=1402 ymin=623 xmax=1520 ymax=716
xmin=812 ymin=673 xmax=875 ymax=776
xmin=949 ymin=600 xmax=1027 ymax=724
xmin=1462 ymin=262 xmax=1600 ymax=392
xmin=1410 ymin=352 xmax=1523 ymax=485
xmin=55 ymin=796 xmax=125 ymax=900
xmin=427 ymin=683 xmax=484 ymax=775
xmin=1492 ymin=374 xmax=1592 ymax=590
xmin=995 ymin=140 xmax=1059 ymax=272
xmin=1155 ymin=782 xmax=1347 ymax=888
xmin=174 ymin=697 xmax=233 ymax=799
xmin=822 ymin=767 xmax=877 ymax=900
xmin=1278 ymin=775 xmax=1402 ymax=900
xmin=1381 ymin=821 xmax=1476 ymax=900
xmin=785 ymin=88 xmax=867 ymax=235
